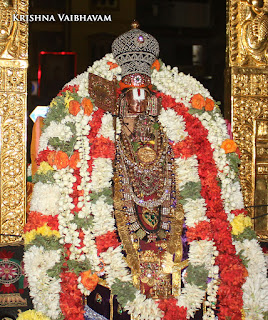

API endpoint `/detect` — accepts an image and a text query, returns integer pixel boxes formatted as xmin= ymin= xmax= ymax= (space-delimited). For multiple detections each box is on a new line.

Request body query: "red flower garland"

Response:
xmin=159 ymin=92 xmax=246 ymax=320
xmin=95 ymin=231 xmax=120 ymax=255
xmin=158 ymin=298 xmax=187 ymax=320
xmin=24 ymin=211 xmax=59 ymax=232
xmin=90 ymin=136 xmax=115 ymax=160
xmin=60 ymin=271 xmax=84 ymax=320
xmin=187 ymin=221 xmax=213 ymax=242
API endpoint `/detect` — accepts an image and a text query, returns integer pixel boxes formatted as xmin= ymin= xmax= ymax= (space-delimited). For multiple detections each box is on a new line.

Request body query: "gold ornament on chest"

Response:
xmin=136 ymin=146 xmax=157 ymax=163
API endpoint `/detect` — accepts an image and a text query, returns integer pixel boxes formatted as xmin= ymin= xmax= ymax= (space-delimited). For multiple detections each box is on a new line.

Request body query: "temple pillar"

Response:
xmin=226 ymin=0 xmax=268 ymax=240
xmin=0 ymin=0 xmax=28 ymax=243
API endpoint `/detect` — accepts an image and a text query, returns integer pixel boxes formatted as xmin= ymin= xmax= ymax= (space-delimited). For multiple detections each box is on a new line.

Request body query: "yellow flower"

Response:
xmin=49 ymin=97 xmax=58 ymax=108
xmin=37 ymin=225 xmax=60 ymax=238
xmin=24 ymin=230 xmax=37 ymax=245
xmin=149 ymin=140 xmax=155 ymax=145
xmin=24 ymin=225 xmax=60 ymax=245
xmin=231 ymin=214 xmax=252 ymax=236
xmin=17 ymin=309 xmax=51 ymax=320
xmin=63 ymin=91 xmax=75 ymax=109
xmin=37 ymin=161 xmax=54 ymax=175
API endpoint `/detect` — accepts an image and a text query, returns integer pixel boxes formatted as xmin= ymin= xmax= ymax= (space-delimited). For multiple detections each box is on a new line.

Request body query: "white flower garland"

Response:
xmin=30 ymin=182 xmax=61 ymax=216
xmin=158 ymin=109 xmax=219 ymax=319
xmin=88 ymin=158 xmax=113 ymax=193
xmin=38 ymin=117 xmax=75 ymax=153
xmin=234 ymin=239 xmax=268 ymax=319
xmin=151 ymin=64 xmax=211 ymax=106
xmin=158 ymin=108 xmax=188 ymax=143
xmin=24 ymin=246 xmax=62 ymax=319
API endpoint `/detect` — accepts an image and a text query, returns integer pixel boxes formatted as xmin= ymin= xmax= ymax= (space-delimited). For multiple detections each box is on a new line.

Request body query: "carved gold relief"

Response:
xmin=228 ymin=0 xmax=268 ymax=239
xmin=228 ymin=0 xmax=268 ymax=66
xmin=0 ymin=0 xmax=28 ymax=60
xmin=231 ymin=67 xmax=268 ymax=240
xmin=0 ymin=0 xmax=28 ymax=243
xmin=240 ymin=0 xmax=268 ymax=65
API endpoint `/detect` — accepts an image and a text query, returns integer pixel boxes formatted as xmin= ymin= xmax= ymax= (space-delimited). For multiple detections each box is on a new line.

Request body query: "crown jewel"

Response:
xmin=112 ymin=26 xmax=159 ymax=78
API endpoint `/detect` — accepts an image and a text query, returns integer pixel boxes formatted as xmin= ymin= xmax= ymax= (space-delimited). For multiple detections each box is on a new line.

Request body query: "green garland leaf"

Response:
xmin=111 ymin=279 xmax=137 ymax=308
xmin=233 ymin=226 xmax=257 ymax=242
xmin=47 ymin=260 xmax=64 ymax=279
xmin=43 ymin=91 xmax=82 ymax=130
xmin=25 ymin=235 xmax=61 ymax=251
xmin=180 ymin=181 xmax=202 ymax=204
xmin=186 ymin=263 xmax=209 ymax=290
xmin=73 ymin=214 xmax=93 ymax=229
xmin=153 ymin=122 xmax=160 ymax=130
xmin=66 ymin=258 xmax=92 ymax=276
xmin=43 ymin=97 xmax=68 ymax=129
xmin=48 ymin=135 xmax=77 ymax=156
xmin=236 ymin=249 xmax=250 ymax=268
xmin=47 ymin=257 xmax=93 ymax=279
xmin=188 ymin=108 xmax=205 ymax=116
xmin=227 ymin=152 xmax=240 ymax=175
xmin=32 ymin=170 xmax=55 ymax=184
xmin=132 ymin=142 xmax=141 ymax=153
xmin=90 ymin=188 xmax=113 ymax=205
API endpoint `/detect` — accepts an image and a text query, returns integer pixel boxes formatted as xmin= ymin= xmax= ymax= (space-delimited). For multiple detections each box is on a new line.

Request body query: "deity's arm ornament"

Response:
xmin=20 ymin=54 xmax=268 ymax=320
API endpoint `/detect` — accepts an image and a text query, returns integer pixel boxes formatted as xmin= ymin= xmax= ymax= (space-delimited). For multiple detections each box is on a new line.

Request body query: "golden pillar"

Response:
xmin=0 ymin=0 xmax=28 ymax=243
xmin=226 ymin=0 xmax=268 ymax=240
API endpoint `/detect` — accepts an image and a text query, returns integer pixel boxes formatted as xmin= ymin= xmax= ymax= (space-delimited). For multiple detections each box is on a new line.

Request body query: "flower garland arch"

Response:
xmin=20 ymin=54 xmax=268 ymax=320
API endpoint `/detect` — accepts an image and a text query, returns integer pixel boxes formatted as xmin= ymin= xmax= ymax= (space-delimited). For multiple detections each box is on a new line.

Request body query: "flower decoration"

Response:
xmin=69 ymin=151 xmax=80 ymax=169
xmin=54 ymin=151 xmax=69 ymax=169
xmin=36 ymin=161 xmax=53 ymax=175
xmin=191 ymin=94 xmax=215 ymax=112
xmin=158 ymin=298 xmax=187 ymax=320
xmin=231 ymin=214 xmax=252 ymax=236
xmin=69 ymin=100 xmax=81 ymax=116
xmin=17 ymin=310 xmax=51 ymax=320
xmin=191 ymin=93 xmax=206 ymax=110
xmin=23 ymin=53 xmax=268 ymax=320
xmin=107 ymin=61 xmax=119 ymax=70
xmin=81 ymin=97 xmax=93 ymax=115
xmin=221 ymin=139 xmax=237 ymax=154
xmin=205 ymin=97 xmax=215 ymax=111
xmin=80 ymin=270 xmax=99 ymax=292
xmin=151 ymin=59 xmax=161 ymax=71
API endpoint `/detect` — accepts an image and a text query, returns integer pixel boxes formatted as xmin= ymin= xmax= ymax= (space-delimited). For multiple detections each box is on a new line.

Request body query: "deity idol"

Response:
xmin=21 ymin=23 xmax=267 ymax=320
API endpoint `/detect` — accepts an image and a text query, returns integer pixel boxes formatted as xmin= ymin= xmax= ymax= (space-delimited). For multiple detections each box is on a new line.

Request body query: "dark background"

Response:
xmin=27 ymin=0 xmax=226 ymax=159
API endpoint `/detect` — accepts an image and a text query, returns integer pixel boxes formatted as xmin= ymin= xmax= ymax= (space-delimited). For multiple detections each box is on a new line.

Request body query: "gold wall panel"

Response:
xmin=0 ymin=0 xmax=28 ymax=243
xmin=227 ymin=0 xmax=268 ymax=240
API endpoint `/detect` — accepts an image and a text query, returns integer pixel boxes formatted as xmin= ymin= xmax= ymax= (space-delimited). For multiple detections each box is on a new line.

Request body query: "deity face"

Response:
xmin=125 ymin=88 xmax=151 ymax=114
